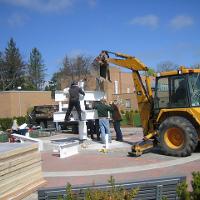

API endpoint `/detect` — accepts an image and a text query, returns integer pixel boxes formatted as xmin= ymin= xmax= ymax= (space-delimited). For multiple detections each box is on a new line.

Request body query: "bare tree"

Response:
xmin=51 ymin=54 xmax=93 ymax=89
xmin=157 ymin=61 xmax=178 ymax=72
xmin=191 ymin=63 xmax=200 ymax=69
xmin=63 ymin=55 xmax=92 ymax=80
xmin=73 ymin=55 xmax=92 ymax=80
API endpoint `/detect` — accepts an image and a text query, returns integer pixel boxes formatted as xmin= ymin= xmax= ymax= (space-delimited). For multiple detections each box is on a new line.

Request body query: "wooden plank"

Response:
xmin=0 ymin=143 xmax=38 ymax=160
xmin=0 ymin=143 xmax=45 ymax=199
xmin=1 ymin=172 xmax=43 ymax=195
xmin=0 ymin=163 xmax=42 ymax=187
xmin=1 ymin=171 xmax=43 ymax=195
xmin=1 ymin=178 xmax=46 ymax=200
xmin=0 ymin=147 xmax=38 ymax=162
xmin=0 ymin=154 xmax=41 ymax=178
xmin=0 ymin=150 xmax=40 ymax=170
xmin=0 ymin=166 xmax=43 ymax=194
xmin=0 ymin=152 xmax=41 ymax=176
xmin=0 ymin=161 xmax=42 ymax=181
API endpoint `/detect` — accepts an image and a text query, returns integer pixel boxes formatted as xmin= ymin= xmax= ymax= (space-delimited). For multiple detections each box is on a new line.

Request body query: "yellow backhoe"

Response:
xmin=96 ymin=50 xmax=200 ymax=157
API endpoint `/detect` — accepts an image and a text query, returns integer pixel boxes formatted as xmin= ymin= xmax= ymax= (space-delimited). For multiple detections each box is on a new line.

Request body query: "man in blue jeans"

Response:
xmin=94 ymin=98 xmax=113 ymax=144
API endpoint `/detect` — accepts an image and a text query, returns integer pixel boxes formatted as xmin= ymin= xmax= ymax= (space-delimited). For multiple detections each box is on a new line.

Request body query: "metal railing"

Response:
xmin=38 ymin=176 xmax=185 ymax=200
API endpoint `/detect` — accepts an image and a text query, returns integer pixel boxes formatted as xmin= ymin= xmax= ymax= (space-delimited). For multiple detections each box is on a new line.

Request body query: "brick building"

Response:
xmin=0 ymin=91 xmax=55 ymax=118
xmin=105 ymin=67 xmax=155 ymax=111
xmin=61 ymin=66 xmax=146 ymax=112
xmin=107 ymin=67 xmax=138 ymax=111
xmin=0 ymin=67 xmax=154 ymax=118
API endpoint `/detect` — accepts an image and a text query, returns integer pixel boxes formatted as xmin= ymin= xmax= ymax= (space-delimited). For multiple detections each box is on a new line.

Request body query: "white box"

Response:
xmin=53 ymin=141 xmax=79 ymax=158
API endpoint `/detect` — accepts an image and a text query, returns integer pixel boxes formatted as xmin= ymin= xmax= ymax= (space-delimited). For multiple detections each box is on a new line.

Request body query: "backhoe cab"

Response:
xmin=96 ymin=50 xmax=200 ymax=157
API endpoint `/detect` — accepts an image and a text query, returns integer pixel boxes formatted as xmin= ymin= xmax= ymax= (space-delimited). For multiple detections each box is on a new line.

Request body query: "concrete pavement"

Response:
xmin=24 ymin=127 xmax=200 ymax=199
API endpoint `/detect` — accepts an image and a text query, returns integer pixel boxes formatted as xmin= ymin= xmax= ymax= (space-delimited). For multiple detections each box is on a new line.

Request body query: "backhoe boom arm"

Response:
xmin=105 ymin=51 xmax=149 ymax=71
xmin=96 ymin=50 xmax=154 ymax=136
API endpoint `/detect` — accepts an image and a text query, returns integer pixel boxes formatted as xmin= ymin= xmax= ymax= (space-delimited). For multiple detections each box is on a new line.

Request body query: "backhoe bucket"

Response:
xmin=128 ymin=140 xmax=154 ymax=157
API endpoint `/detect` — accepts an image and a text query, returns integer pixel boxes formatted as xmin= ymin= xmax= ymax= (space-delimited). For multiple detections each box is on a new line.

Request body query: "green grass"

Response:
xmin=133 ymin=113 xmax=141 ymax=127
xmin=120 ymin=113 xmax=141 ymax=127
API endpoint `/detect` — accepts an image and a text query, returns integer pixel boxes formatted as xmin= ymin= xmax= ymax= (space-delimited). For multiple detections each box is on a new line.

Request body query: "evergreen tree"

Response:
xmin=2 ymin=38 xmax=25 ymax=90
xmin=62 ymin=55 xmax=74 ymax=80
xmin=45 ymin=72 xmax=62 ymax=91
xmin=0 ymin=51 xmax=5 ymax=90
xmin=28 ymin=48 xmax=46 ymax=90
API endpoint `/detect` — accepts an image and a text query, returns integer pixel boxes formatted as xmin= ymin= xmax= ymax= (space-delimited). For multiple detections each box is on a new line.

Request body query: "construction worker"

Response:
xmin=65 ymin=81 xmax=85 ymax=121
xmin=94 ymin=98 xmax=113 ymax=144
xmin=171 ymin=79 xmax=187 ymax=105
xmin=110 ymin=100 xmax=123 ymax=142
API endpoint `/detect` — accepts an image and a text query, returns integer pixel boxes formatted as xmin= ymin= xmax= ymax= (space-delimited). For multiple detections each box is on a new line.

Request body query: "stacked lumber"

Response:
xmin=0 ymin=143 xmax=46 ymax=200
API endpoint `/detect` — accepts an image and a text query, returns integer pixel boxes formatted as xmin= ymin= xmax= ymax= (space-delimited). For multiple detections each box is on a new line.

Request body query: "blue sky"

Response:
xmin=0 ymin=0 xmax=200 ymax=79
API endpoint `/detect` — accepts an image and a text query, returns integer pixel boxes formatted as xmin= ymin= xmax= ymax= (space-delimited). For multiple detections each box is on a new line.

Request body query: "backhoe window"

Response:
xmin=154 ymin=77 xmax=169 ymax=109
xmin=170 ymin=76 xmax=188 ymax=107
xmin=189 ymin=73 xmax=200 ymax=106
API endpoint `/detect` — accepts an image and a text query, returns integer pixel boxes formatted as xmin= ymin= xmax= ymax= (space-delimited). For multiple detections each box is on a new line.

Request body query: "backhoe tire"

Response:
xmin=158 ymin=116 xmax=198 ymax=157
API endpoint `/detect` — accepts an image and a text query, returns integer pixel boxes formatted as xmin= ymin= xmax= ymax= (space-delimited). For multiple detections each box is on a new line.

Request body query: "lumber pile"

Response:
xmin=0 ymin=143 xmax=46 ymax=200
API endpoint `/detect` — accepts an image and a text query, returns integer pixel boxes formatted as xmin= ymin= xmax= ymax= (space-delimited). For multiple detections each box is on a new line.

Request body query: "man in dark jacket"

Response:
xmin=65 ymin=81 xmax=85 ymax=121
xmin=111 ymin=100 xmax=123 ymax=141
xmin=94 ymin=98 xmax=113 ymax=144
